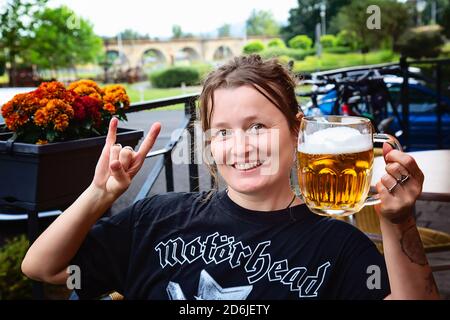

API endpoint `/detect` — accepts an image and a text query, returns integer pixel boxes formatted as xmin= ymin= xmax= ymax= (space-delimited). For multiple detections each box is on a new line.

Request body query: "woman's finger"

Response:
xmin=381 ymin=173 xmax=404 ymax=194
xmin=110 ymin=143 xmax=122 ymax=165
xmin=385 ymin=162 xmax=409 ymax=181
xmin=109 ymin=160 xmax=130 ymax=185
xmin=119 ymin=146 xmax=134 ymax=171
xmin=95 ymin=118 xmax=118 ymax=176
xmin=385 ymin=150 xmax=423 ymax=181
xmin=136 ymin=122 xmax=162 ymax=161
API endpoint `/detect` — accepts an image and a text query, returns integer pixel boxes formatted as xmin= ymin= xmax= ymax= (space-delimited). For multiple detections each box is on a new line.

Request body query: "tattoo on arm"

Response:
xmin=400 ymin=225 xmax=427 ymax=266
xmin=399 ymin=223 xmax=439 ymax=297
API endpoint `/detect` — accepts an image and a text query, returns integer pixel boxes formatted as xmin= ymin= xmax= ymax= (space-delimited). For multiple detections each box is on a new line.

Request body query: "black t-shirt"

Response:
xmin=71 ymin=190 xmax=391 ymax=300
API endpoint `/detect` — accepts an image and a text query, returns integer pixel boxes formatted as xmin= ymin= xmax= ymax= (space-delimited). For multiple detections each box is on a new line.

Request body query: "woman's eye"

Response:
xmin=248 ymin=123 xmax=265 ymax=134
xmin=215 ymin=129 xmax=231 ymax=138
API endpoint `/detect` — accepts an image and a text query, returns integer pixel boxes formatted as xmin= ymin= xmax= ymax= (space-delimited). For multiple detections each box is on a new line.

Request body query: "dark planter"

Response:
xmin=0 ymin=128 xmax=143 ymax=212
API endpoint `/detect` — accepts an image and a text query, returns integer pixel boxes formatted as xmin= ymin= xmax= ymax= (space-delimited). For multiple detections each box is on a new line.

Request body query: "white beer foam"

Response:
xmin=298 ymin=126 xmax=372 ymax=154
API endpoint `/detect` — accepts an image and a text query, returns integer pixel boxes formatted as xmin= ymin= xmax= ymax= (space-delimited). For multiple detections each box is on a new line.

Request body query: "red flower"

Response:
xmin=72 ymin=97 xmax=87 ymax=121
xmin=72 ymin=96 xmax=102 ymax=125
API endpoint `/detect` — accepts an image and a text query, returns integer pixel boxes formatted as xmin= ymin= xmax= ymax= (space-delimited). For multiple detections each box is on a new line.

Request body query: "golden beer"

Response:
xmin=297 ymin=116 xmax=401 ymax=217
xmin=297 ymin=149 xmax=373 ymax=216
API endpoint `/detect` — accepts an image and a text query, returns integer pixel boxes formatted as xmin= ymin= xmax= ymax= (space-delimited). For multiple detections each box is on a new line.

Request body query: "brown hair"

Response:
xmin=199 ymin=54 xmax=301 ymax=192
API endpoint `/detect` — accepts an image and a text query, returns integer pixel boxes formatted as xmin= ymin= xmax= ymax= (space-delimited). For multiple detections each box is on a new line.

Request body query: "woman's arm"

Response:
xmin=21 ymin=118 xmax=161 ymax=284
xmin=376 ymin=144 xmax=439 ymax=300
xmin=381 ymin=215 xmax=439 ymax=300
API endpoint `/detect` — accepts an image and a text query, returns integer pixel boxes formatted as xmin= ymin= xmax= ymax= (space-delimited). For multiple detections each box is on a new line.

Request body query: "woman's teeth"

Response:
xmin=233 ymin=161 xmax=262 ymax=171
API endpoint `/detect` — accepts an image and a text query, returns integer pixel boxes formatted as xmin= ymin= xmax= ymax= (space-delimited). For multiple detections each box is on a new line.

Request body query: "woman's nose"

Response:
xmin=232 ymin=130 xmax=255 ymax=161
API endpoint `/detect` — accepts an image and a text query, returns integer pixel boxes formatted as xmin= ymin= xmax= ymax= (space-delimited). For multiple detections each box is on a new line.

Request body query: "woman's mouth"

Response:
xmin=232 ymin=160 xmax=263 ymax=171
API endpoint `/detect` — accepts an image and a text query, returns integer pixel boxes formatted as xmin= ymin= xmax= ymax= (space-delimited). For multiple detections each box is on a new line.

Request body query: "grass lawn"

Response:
xmin=123 ymin=85 xmax=200 ymax=111
xmin=293 ymin=50 xmax=399 ymax=73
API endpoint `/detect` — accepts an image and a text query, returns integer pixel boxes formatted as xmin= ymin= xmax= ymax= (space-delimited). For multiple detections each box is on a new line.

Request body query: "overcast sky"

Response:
xmin=40 ymin=0 xmax=298 ymax=38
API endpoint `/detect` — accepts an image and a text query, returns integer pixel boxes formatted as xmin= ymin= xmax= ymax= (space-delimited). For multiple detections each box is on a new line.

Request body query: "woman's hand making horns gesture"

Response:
xmin=91 ymin=117 xmax=161 ymax=202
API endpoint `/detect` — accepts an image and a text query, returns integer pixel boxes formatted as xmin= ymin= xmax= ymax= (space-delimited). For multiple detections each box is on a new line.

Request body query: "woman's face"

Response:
xmin=209 ymin=85 xmax=296 ymax=194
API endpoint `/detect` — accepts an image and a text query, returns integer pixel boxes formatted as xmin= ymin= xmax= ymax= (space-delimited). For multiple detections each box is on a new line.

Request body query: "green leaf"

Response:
xmin=46 ymin=129 xmax=56 ymax=142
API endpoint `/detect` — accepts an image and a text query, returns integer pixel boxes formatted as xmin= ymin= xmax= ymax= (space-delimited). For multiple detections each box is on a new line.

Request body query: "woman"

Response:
xmin=22 ymin=55 xmax=439 ymax=300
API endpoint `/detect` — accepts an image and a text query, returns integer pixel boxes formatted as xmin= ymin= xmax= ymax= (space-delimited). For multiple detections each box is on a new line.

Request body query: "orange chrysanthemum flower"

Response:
xmin=102 ymin=85 xmax=130 ymax=110
xmin=68 ymin=80 xmax=103 ymax=100
xmin=1 ymin=80 xmax=129 ymax=144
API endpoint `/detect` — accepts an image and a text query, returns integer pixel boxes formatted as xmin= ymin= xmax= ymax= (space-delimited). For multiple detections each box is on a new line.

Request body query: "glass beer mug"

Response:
xmin=297 ymin=116 xmax=401 ymax=217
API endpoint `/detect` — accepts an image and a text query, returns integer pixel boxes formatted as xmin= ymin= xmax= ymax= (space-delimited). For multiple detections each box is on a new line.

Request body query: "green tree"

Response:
xmin=0 ymin=0 xmax=48 ymax=86
xmin=172 ymin=25 xmax=183 ymax=39
xmin=331 ymin=0 xmax=411 ymax=51
xmin=442 ymin=2 xmax=450 ymax=38
xmin=217 ymin=24 xmax=231 ymax=37
xmin=118 ymin=29 xmax=150 ymax=40
xmin=246 ymin=9 xmax=280 ymax=36
xmin=418 ymin=0 xmax=449 ymax=26
xmin=171 ymin=24 xmax=193 ymax=39
xmin=26 ymin=6 xmax=102 ymax=72
xmin=282 ymin=0 xmax=352 ymax=40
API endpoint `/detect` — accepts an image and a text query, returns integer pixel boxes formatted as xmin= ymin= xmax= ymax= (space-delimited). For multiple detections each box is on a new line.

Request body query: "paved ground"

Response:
xmin=1 ymin=108 xmax=449 ymax=299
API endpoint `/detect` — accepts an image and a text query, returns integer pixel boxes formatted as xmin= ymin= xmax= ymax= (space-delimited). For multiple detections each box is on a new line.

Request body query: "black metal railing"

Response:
xmin=123 ymin=93 xmax=209 ymax=202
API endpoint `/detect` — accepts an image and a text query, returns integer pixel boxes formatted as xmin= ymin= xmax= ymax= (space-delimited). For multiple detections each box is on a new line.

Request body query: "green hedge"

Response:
xmin=150 ymin=66 xmax=200 ymax=88
xmin=320 ymin=35 xmax=337 ymax=48
xmin=336 ymin=30 xmax=358 ymax=50
xmin=288 ymin=35 xmax=313 ymax=50
xmin=323 ymin=46 xmax=354 ymax=54
xmin=267 ymin=38 xmax=286 ymax=48
xmin=0 ymin=235 xmax=32 ymax=300
xmin=243 ymin=40 xmax=266 ymax=54
xmin=395 ymin=25 xmax=445 ymax=59
xmin=260 ymin=47 xmax=316 ymax=61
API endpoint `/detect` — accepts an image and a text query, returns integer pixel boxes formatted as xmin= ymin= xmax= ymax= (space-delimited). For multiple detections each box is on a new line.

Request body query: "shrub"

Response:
xmin=336 ymin=30 xmax=359 ymax=49
xmin=267 ymin=38 xmax=286 ymax=48
xmin=288 ymin=35 xmax=313 ymax=50
xmin=243 ymin=40 xmax=265 ymax=54
xmin=260 ymin=47 xmax=316 ymax=61
xmin=150 ymin=66 xmax=200 ymax=88
xmin=190 ymin=63 xmax=214 ymax=82
xmin=0 ymin=235 xmax=32 ymax=300
xmin=320 ymin=35 xmax=337 ymax=48
xmin=394 ymin=25 xmax=445 ymax=59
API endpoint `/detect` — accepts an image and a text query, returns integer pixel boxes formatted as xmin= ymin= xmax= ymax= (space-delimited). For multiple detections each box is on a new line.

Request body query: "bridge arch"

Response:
xmin=213 ymin=45 xmax=234 ymax=61
xmin=105 ymin=49 xmax=130 ymax=68
xmin=141 ymin=48 xmax=167 ymax=70
xmin=175 ymin=47 xmax=201 ymax=63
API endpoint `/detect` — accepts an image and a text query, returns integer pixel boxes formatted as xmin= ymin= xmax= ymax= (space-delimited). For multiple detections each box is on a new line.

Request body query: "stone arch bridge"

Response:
xmin=104 ymin=36 xmax=275 ymax=68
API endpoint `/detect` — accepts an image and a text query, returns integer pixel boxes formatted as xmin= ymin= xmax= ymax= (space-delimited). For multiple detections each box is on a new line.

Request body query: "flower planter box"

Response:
xmin=0 ymin=128 xmax=143 ymax=212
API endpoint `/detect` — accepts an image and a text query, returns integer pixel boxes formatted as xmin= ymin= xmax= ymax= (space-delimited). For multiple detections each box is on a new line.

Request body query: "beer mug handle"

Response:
xmin=365 ymin=133 xmax=403 ymax=206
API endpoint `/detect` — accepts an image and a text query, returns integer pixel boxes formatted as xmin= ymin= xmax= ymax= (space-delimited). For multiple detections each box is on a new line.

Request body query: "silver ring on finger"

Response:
xmin=398 ymin=174 xmax=410 ymax=185
xmin=388 ymin=180 xmax=399 ymax=193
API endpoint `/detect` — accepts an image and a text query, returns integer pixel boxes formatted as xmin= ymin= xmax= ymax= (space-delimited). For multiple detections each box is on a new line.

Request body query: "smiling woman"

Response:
xmin=21 ymin=54 xmax=439 ymax=300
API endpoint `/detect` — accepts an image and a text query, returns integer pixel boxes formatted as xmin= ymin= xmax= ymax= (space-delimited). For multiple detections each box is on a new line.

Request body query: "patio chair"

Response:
xmin=344 ymin=205 xmax=450 ymax=271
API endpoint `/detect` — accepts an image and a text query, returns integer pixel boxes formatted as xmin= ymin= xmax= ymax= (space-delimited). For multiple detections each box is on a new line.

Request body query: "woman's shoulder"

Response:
xmin=138 ymin=190 xmax=213 ymax=208
xmin=132 ymin=190 xmax=216 ymax=221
